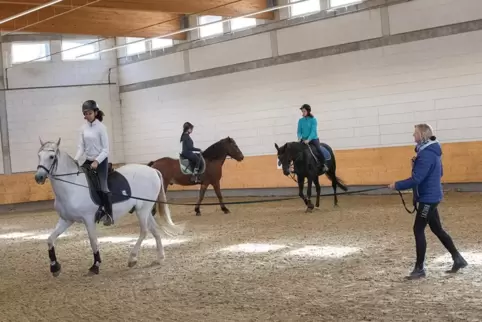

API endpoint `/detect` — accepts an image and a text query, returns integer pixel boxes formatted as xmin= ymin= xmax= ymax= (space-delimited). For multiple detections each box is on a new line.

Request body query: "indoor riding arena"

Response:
xmin=1 ymin=0 xmax=482 ymax=321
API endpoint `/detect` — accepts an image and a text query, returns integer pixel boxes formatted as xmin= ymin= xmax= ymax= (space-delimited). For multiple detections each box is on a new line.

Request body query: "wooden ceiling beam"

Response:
xmin=0 ymin=6 xmax=185 ymax=39
xmin=0 ymin=0 xmax=274 ymax=19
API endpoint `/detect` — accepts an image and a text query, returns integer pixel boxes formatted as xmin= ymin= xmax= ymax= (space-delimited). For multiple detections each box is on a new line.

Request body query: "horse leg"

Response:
xmin=213 ymin=181 xmax=230 ymax=214
xmin=314 ymin=176 xmax=321 ymax=208
xmin=195 ymin=183 xmax=209 ymax=216
xmin=306 ymin=177 xmax=314 ymax=212
xmin=297 ymin=176 xmax=308 ymax=207
xmin=331 ymin=172 xmax=339 ymax=207
xmin=128 ymin=208 xmax=149 ymax=268
xmin=47 ymin=218 xmax=73 ymax=277
xmin=84 ymin=219 xmax=102 ymax=275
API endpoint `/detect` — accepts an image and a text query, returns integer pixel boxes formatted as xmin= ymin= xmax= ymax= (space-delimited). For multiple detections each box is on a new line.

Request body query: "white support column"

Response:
xmin=0 ymin=41 xmax=12 ymax=174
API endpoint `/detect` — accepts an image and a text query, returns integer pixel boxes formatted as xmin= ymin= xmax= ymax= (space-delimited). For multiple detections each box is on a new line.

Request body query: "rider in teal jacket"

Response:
xmin=297 ymin=104 xmax=328 ymax=172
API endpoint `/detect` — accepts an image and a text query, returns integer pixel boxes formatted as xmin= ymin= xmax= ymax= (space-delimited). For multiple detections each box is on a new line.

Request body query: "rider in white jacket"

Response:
xmin=74 ymin=100 xmax=113 ymax=226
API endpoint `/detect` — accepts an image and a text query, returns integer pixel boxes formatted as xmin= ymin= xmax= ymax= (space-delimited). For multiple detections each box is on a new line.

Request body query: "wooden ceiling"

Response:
xmin=0 ymin=0 xmax=273 ymax=39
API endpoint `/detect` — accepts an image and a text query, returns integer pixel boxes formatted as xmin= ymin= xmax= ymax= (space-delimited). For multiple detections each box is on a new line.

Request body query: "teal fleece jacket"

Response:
xmin=297 ymin=116 xmax=318 ymax=141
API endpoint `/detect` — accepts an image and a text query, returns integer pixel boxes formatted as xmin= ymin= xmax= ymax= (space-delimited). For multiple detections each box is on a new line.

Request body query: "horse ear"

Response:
xmin=39 ymin=137 xmax=45 ymax=146
xmin=56 ymin=137 xmax=61 ymax=147
xmin=274 ymin=143 xmax=279 ymax=151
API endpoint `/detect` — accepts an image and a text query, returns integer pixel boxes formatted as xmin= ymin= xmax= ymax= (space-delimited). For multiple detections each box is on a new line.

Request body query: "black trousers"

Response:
xmin=413 ymin=202 xmax=459 ymax=267
xmin=83 ymin=158 xmax=112 ymax=218
xmin=181 ymin=152 xmax=201 ymax=171
xmin=307 ymin=138 xmax=326 ymax=165
xmin=84 ymin=158 xmax=109 ymax=192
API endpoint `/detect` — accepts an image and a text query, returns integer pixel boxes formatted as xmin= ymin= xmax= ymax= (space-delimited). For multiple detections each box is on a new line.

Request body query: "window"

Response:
xmin=330 ymin=0 xmax=361 ymax=8
xmin=199 ymin=15 xmax=224 ymax=38
xmin=125 ymin=37 xmax=146 ymax=56
xmin=11 ymin=42 xmax=50 ymax=64
xmin=61 ymin=38 xmax=100 ymax=61
xmin=290 ymin=0 xmax=321 ymax=17
xmin=230 ymin=17 xmax=257 ymax=31
xmin=151 ymin=38 xmax=173 ymax=50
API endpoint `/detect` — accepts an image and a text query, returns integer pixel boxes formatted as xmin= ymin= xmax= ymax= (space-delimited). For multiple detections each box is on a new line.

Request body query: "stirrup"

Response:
xmin=103 ymin=212 xmax=114 ymax=226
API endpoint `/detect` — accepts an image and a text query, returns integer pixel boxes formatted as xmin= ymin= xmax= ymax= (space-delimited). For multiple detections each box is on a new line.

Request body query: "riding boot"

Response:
xmin=322 ymin=163 xmax=329 ymax=172
xmin=448 ymin=252 xmax=468 ymax=273
xmin=191 ymin=169 xmax=200 ymax=184
xmin=102 ymin=192 xmax=114 ymax=226
xmin=406 ymin=264 xmax=426 ymax=280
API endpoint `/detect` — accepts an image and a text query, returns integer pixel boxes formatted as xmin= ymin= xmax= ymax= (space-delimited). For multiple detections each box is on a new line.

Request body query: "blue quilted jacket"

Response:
xmin=395 ymin=140 xmax=443 ymax=204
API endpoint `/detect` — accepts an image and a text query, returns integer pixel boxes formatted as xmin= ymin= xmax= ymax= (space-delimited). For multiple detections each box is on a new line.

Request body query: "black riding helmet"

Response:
xmin=300 ymin=104 xmax=311 ymax=113
xmin=82 ymin=100 xmax=99 ymax=112
xmin=183 ymin=122 xmax=194 ymax=132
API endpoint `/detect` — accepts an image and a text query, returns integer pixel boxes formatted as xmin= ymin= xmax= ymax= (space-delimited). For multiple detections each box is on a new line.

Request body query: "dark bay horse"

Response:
xmin=148 ymin=137 xmax=244 ymax=216
xmin=275 ymin=141 xmax=348 ymax=212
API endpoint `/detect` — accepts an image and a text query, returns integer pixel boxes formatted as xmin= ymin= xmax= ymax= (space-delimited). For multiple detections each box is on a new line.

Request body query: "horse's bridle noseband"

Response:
xmin=36 ymin=150 xmax=59 ymax=176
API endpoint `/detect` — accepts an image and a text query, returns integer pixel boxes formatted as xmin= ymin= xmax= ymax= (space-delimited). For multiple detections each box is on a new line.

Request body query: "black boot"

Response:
xmin=102 ymin=192 xmax=114 ymax=226
xmin=191 ymin=169 xmax=200 ymax=184
xmin=447 ymin=253 xmax=468 ymax=273
xmin=322 ymin=163 xmax=329 ymax=172
xmin=406 ymin=265 xmax=426 ymax=280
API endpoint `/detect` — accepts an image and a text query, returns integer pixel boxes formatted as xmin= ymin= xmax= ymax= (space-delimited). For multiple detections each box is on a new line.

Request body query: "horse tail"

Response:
xmin=147 ymin=161 xmax=154 ymax=167
xmin=321 ymin=143 xmax=348 ymax=192
xmin=152 ymin=168 xmax=184 ymax=236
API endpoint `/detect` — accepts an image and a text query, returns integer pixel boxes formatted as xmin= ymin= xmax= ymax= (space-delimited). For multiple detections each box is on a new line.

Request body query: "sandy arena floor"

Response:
xmin=0 ymin=192 xmax=482 ymax=322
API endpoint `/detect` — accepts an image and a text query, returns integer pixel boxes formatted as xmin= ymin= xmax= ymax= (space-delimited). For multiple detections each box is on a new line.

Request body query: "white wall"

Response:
xmin=118 ymin=0 xmax=482 ymax=164
xmin=277 ymin=9 xmax=383 ymax=55
xmin=2 ymin=39 xmax=123 ymax=173
xmin=389 ymin=0 xmax=482 ymax=35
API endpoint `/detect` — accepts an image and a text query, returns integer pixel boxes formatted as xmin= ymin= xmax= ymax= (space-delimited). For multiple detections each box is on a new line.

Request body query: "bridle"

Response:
xmin=36 ymin=147 xmax=80 ymax=178
xmin=37 ymin=148 xmax=59 ymax=176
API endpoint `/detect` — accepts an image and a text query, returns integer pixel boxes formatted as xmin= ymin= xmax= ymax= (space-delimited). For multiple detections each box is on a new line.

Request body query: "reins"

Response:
xmin=48 ymin=174 xmax=416 ymax=212
xmin=39 ymin=145 xmax=417 ymax=213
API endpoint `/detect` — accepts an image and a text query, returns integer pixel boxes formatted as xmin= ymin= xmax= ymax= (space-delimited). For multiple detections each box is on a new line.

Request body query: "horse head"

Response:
xmin=275 ymin=142 xmax=292 ymax=176
xmin=35 ymin=137 xmax=61 ymax=184
xmin=223 ymin=137 xmax=244 ymax=161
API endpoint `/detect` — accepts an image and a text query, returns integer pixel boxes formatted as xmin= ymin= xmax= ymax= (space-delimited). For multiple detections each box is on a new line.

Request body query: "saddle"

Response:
xmin=81 ymin=163 xmax=132 ymax=207
xmin=179 ymin=154 xmax=206 ymax=176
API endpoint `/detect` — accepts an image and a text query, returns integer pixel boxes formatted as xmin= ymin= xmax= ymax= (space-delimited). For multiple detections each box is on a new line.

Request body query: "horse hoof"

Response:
xmin=88 ymin=264 xmax=100 ymax=275
xmin=195 ymin=212 xmax=201 ymax=216
xmin=222 ymin=209 xmax=230 ymax=214
xmin=305 ymin=208 xmax=313 ymax=213
xmin=128 ymin=260 xmax=137 ymax=268
xmin=50 ymin=262 xmax=61 ymax=277
xmin=151 ymin=260 xmax=163 ymax=266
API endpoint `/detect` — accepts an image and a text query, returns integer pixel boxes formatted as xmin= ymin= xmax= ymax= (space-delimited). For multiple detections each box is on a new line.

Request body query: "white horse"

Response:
xmin=34 ymin=138 xmax=180 ymax=276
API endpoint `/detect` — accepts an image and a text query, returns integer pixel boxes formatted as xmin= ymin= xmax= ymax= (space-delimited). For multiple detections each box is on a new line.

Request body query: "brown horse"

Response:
xmin=148 ymin=137 xmax=245 ymax=216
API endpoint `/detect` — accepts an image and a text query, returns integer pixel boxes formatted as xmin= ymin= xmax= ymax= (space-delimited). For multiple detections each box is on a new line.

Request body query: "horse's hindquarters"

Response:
xmin=116 ymin=164 xmax=162 ymax=206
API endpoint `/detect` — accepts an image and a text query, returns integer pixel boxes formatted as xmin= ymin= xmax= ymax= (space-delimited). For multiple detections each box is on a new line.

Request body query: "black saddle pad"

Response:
xmin=82 ymin=168 xmax=132 ymax=206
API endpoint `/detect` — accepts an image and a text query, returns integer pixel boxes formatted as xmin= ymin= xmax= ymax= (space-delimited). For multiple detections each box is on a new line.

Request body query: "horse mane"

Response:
xmin=202 ymin=137 xmax=230 ymax=160
xmin=286 ymin=142 xmax=305 ymax=154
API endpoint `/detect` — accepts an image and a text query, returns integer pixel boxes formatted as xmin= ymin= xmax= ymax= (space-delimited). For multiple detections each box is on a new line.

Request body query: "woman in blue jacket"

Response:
xmin=389 ymin=123 xmax=467 ymax=279
xmin=297 ymin=104 xmax=328 ymax=172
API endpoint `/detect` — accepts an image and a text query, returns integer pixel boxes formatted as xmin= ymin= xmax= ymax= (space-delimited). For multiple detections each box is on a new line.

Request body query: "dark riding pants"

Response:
xmin=84 ymin=158 xmax=109 ymax=193
xmin=413 ymin=202 xmax=459 ymax=267
xmin=181 ymin=152 xmax=201 ymax=172
xmin=83 ymin=158 xmax=112 ymax=219
xmin=308 ymin=138 xmax=326 ymax=165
